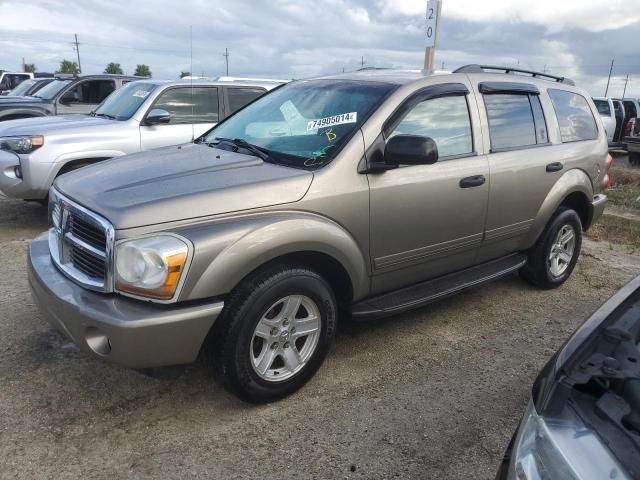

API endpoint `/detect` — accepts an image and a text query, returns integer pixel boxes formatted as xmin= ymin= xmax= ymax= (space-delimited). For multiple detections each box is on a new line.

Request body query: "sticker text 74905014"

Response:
xmin=307 ymin=112 xmax=357 ymax=131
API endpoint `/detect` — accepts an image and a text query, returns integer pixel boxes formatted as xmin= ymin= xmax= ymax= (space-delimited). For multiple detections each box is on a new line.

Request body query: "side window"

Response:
xmin=548 ymin=89 xmax=598 ymax=142
xmin=623 ymin=101 xmax=637 ymax=118
xmin=594 ymin=100 xmax=611 ymax=116
xmin=65 ymin=80 xmax=116 ymax=104
xmin=151 ymin=87 xmax=219 ymax=124
xmin=227 ymin=87 xmax=265 ymax=115
xmin=389 ymin=95 xmax=473 ymax=158
xmin=484 ymin=93 xmax=548 ymax=150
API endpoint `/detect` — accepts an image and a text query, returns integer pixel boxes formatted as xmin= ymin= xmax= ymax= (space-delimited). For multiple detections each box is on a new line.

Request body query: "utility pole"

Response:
xmin=73 ymin=33 xmax=82 ymax=73
xmin=223 ymin=48 xmax=229 ymax=76
xmin=623 ymin=74 xmax=630 ymax=98
xmin=21 ymin=57 xmax=25 ymax=72
xmin=423 ymin=0 xmax=443 ymax=73
xmin=360 ymin=56 xmax=365 ymax=69
xmin=604 ymin=59 xmax=614 ymax=97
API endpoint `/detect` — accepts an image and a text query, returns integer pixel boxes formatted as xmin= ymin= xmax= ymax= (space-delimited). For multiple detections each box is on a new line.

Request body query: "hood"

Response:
xmin=0 ymin=114 xmax=115 ymax=136
xmin=55 ymin=143 xmax=313 ymax=229
xmin=0 ymin=96 xmax=45 ymax=105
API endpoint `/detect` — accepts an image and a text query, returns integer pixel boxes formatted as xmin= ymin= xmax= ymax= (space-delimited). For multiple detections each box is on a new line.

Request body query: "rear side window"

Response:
xmin=594 ymin=99 xmax=611 ymax=116
xmin=548 ymin=89 xmax=598 ymax=142
xmin=152 ymin=87 xmax=219 ymax=124
xmin=623 ymin=101 xmax=637 ymax=118
xmin=227 ymin=87 xmax=265 ymax=115
xmin=484 ymin=94 xmax=548 ymax=150
xmin=389 ymin=95 xmax=473 ymax=158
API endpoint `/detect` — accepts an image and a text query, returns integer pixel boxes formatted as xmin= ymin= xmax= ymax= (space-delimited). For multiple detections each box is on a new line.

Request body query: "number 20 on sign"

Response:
xmin=425 ymin=0 xmax=438 ymax=48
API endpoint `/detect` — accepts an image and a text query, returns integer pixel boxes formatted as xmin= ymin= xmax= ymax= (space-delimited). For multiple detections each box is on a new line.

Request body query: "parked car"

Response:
xmin=2 ymin=77 xmax=55 ymax=98
xmin=0 ymin=78 xmax=280 ymax=200
xmin=496 ymin=274 xmax=640 ymax=480
xmin=0 ymin=71 xmax=33 ymax=94
xmin=593 ymin=97 xmax=616 ymax=145
xmin=622 ymin=116 xmax=640 ymax=165
xmin=0 ymin=74 xmax=138 ymax=121
xmin=28 ymin=65 xmax=610 ymax=403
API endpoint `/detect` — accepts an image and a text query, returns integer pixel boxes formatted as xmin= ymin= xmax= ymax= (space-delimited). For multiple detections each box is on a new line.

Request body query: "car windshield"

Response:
xmin=202 ymin=79 xmax=396 ymax=169
xmin=7 ymin=79 xmax=36 ymax=96
xmin=93 ymin=82 xmax=158 ymax=121
xmin=33 ymin=79 xmax=71 ymax=100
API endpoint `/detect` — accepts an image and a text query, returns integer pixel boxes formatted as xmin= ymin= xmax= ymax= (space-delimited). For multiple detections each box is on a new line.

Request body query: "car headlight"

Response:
xmin=509 ymin=401 xmax=630 ymax=480
xmin=115 ymin=235 xmax=191 ymax=301
xmin=0 ymin=135 xmax=44 ymax=154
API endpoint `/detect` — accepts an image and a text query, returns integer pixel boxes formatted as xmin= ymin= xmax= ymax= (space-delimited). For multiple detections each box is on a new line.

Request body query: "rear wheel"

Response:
xmin=207 ymin=265 xmax=337 ymax=403
xmin=520 ymin=207 xmax=582 ymax=289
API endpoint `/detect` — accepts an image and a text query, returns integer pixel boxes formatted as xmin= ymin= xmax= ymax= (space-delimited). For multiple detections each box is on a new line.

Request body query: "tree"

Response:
xmin=23 ymin=63 xmax=36 ymax=73
xmin=134 ymin=64 xmax=151 ymax=77
xmin=58 ymin=60 xmax=80 ymax=75
xmin=180 ymin=71 xmax=190 ymax=78
xmin=104 ymin=62 xmax=124 ymax=74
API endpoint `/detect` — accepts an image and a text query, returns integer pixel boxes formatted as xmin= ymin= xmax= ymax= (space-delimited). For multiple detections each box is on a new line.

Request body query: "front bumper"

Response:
xmin=28 ymin=233 xmax=224 ymax=368
xmin=0 ymin=150 xmax=49 ymax=199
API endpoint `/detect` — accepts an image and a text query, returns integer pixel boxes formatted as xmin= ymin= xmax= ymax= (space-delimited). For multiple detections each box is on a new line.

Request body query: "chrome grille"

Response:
xmin=48 ymin=189 xmax=114 ymax=292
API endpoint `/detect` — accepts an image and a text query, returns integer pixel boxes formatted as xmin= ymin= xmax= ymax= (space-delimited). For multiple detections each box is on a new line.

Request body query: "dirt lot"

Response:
xmin=1 ymin=174 xmax=640 ymax=479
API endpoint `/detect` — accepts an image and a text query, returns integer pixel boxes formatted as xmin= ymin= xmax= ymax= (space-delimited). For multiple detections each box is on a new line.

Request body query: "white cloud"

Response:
xmin=378 ymin=0 xmax=640 ymax=32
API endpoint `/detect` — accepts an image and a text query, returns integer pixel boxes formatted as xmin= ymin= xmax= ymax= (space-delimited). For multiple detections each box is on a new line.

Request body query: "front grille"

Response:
xmin=48 ymin=189 xmax=114 ymax=292
xmin=68 ymin=214 xmax=107 ymax=251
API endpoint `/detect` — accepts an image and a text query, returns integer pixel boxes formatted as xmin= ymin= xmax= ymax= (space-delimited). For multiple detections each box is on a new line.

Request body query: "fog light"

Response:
xmin=14 ymin=165 xmax=22 ymax=179
xmin=85 ymin=327 xmax=111 ymax=355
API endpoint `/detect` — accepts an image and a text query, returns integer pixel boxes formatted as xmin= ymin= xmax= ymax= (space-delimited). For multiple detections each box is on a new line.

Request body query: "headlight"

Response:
xmin=115 ymin=235 xmax=191 ymax=301
xmin=509 ymin=401 xmax=630 ymax=480
xmin=0 ymin=135 xmax=44 ymax=154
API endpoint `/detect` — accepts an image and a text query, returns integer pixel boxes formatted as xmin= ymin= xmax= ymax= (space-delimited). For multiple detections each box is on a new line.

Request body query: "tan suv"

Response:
xmin=28 ymin=65 xmax=610 ymax=402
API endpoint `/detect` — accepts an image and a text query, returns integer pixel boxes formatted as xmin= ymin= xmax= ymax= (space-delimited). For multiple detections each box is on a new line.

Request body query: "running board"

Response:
xmin=351 ymin=253 xmax=527 ymax=320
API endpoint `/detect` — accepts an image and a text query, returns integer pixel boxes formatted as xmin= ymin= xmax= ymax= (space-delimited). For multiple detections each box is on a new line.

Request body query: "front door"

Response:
xmin=368 ymin=85 xmax=489 ymax=294
xmin=139 ymin=86 xmax=220 ymax=150
xmin=56 ymin=79 xmax=116 ymax=115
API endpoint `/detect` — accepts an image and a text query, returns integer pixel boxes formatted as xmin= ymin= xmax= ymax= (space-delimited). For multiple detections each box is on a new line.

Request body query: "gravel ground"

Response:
xmin=1 ymin=193 xmax=640 ymax=480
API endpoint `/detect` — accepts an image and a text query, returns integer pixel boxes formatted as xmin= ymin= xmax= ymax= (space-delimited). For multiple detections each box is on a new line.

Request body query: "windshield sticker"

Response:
xmin=307 ymin=112 xmax=357 ymax=131
xmin=132 ymin=90 xmax=150 ymax=98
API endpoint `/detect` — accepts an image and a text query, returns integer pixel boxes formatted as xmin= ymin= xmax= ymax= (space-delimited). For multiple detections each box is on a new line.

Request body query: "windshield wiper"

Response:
xmin=93 ymin=112 xmax=116 ymax=120
xmin=212 ymin=137 xmax=272 ymax=162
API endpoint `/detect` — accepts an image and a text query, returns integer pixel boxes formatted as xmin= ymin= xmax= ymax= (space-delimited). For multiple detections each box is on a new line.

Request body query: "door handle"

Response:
xmin=459 ymin=175 xmax=486 ymax=188
xmin=546 ymin=162 xmax=564 ymax=172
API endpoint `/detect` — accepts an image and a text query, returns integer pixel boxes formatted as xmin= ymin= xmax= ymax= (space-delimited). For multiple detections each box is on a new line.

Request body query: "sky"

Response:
xmin=1 ymin=0 xmax=640 ymax=97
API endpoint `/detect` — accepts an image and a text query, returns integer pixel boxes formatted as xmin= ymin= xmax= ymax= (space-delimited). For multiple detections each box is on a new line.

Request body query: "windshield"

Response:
xmin=34 ymin=79 xmax=71 ymax=100
xmin=93 ymin=81 xmax=158 ymax=121
xmin=8 ymin=79 xmax=36 ymax=96
xmin=202 ymin=79 xmax=396 ymax=169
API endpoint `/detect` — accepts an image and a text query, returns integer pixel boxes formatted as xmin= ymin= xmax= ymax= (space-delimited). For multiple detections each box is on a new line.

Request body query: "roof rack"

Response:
xmin=453 ymin=64 xmax=575 ymax=86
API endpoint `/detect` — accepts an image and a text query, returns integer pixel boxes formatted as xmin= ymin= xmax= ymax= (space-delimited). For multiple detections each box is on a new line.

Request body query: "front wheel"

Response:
xmin=520 ymin=207 xmax=582 ymax=289
xmin=207 ymin=265 xmax=337 ymax=403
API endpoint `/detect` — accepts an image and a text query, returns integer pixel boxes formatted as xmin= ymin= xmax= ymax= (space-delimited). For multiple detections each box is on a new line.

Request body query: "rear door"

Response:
xmin=476 ymin=85 xmax=599 ymax=262
xmin=139 ymin=86 xmax=220 ymax=150
xmin=613 ymin=101 xmax=625 ymax=143
xmin=56 ymin=79 xmax=116 ymax=114
xmin=223 ymin=86 xmax=266 ymax=119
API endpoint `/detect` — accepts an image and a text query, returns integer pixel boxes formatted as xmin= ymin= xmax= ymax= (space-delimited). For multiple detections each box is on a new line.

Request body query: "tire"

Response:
xmin=520 ymin=207 xmax=582 ymax=290
xmin=207 ymin=265 xmax=337 ymax=403
xmin=630 ymin=152 xmax=640 ymax=166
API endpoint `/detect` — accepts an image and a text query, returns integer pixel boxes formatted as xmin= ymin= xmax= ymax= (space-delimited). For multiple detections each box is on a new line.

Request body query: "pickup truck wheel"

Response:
xmin=520 ymin=207 xmax=582 ymax=290
xmin=208 ymin=266 xmax=337 ymax=403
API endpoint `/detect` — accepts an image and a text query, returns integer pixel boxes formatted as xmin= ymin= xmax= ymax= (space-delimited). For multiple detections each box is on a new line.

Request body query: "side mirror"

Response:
xmin=384 ymin=134 xmax=438 ymax=167
xmin=145 ymin=109 xmax=171 ymax=126
xmin=60 ymin=91 xmax=80 ymax=104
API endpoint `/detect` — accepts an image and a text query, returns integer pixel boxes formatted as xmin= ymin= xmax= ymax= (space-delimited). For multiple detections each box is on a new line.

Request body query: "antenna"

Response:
xmin=190 ymin=25 xmax=194 ymax=141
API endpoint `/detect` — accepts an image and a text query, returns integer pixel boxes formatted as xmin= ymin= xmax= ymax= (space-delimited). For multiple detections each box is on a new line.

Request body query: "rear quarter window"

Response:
xmin=548 ymin=89 xmax=598 ymax=142
xmin=593 ymin=99 xmax=611 ymax=116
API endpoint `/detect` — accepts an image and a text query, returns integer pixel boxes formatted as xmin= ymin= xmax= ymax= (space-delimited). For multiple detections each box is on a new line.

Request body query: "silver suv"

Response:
xmin=28 ymin=65 xmax=610 ymax=403
xmin=0 ymin=79 xmax=280 ymax=200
